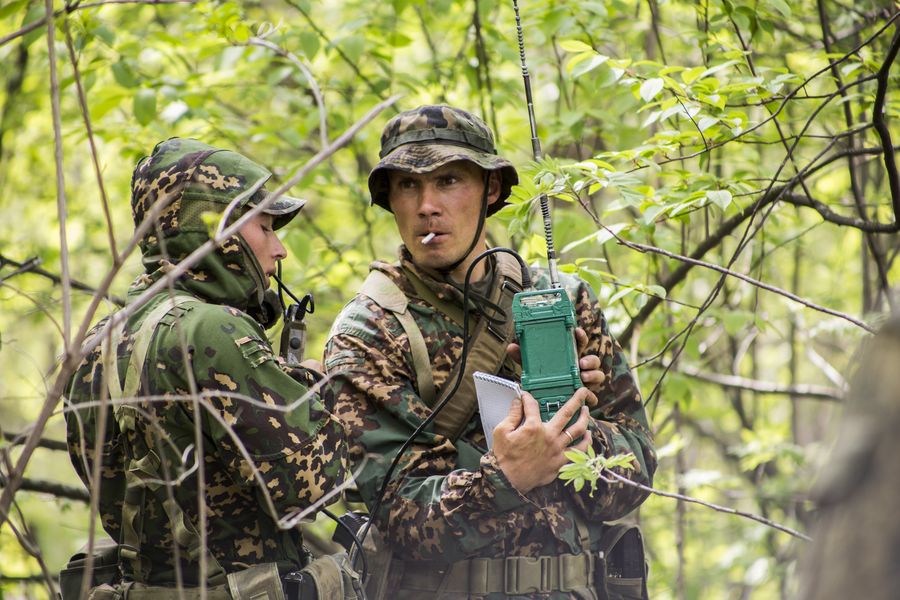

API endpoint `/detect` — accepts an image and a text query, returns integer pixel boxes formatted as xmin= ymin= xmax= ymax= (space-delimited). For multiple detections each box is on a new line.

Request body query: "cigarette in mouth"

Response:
xmin=421 ymin=232 xmax=436 ymax=245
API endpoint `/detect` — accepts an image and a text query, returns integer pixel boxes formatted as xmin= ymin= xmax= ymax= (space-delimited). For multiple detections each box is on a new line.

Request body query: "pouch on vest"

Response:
xmin=594 ymin=524 xmax=649 ymax=600
xmin=59 ymin=538 xmax=120 ymax=600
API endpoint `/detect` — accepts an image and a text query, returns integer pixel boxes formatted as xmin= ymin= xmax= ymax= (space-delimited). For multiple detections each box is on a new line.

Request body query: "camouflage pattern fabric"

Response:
xmin=368 ymin=105 xmax=519 ymax=215
xmin=65 ymin=139 xmax=347 ymax=585
xmin=322 ymin=246 xmax=657 ymax=599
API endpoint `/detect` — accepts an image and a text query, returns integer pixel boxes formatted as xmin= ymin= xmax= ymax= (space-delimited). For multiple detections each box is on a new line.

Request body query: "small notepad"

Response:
xmin=473 ymin=371 xmax=522 ymax=450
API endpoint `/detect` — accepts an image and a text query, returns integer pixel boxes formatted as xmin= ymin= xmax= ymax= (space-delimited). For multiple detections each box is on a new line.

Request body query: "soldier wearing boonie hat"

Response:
xmin=64 ymin=138 xmax=359 ymax=600
xmin=368 ymin=105 xmax=518 ymax=216
xmin=323 ymin=106 xmax=656 ymax=599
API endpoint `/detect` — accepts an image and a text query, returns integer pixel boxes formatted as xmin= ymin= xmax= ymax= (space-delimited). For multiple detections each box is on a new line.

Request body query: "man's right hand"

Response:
xmin=492 ymin=387 xmax=595 ymax=494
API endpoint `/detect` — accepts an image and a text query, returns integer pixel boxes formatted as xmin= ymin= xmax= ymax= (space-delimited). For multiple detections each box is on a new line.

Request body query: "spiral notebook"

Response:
xmin=473 ymin=371 xmax=522 ymax=450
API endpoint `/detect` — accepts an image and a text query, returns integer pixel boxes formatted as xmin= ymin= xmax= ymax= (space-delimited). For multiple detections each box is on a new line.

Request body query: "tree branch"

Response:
xmin=0 ymin=473 xmax=88 ymax=503
xmin=872 ymin=22 xmax=900 ymax=224
xmin=0 ymin=0 xmax=198 ymax=48
xmin=664 ymin=361 xmax=845 ymax=401
xmin=0 ymin=254 xmax=125 ymax=306
xmin=601 ymin=470 xmax=811 ymax=541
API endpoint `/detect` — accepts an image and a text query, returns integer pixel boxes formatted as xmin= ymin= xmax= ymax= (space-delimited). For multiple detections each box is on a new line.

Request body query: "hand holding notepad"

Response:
xmin=473 ymin=371 xmax=522 ymax=450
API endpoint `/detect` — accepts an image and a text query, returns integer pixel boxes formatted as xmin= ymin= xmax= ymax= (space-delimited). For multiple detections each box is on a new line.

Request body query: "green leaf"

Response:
xmin=134 ymin=88 xmax=157 ymax=126
xmin=640 ymin=78 xmax=664 ymax=103
xmin=341 ymin=35 xmax=365 ymax=64
xmin=766 ymin=0 xmax=792 ymax=17
xmin=558 ymin=39 xmax=594 ymax=53
xmin=706 ymin=189 xmax=733 ymax=209
xmin=111 ymin=61 xmax=139 ymax=88
xmin=681 ymin=66 xmax=706 ymax=85
xmin=697 ymin=116 xmax=720 ymax=132
xmin=571 ymin=53 xmax=610 ymax=78
xmin=0 ymin=0 xmax=27 ymax=19
xmin=298 ymin=31 xmax=320 ymax=59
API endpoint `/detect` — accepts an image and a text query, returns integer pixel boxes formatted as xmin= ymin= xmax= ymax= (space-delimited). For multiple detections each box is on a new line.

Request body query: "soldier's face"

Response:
xmin=239 ymin=212 xmax=286 ymax=284
xmin=387 ymin=161 xmax=500 ymax=280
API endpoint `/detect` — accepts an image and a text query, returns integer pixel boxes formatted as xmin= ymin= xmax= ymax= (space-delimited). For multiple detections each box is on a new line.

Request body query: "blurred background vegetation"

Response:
xmin=1 ymin=0 xmax=898 ymax=597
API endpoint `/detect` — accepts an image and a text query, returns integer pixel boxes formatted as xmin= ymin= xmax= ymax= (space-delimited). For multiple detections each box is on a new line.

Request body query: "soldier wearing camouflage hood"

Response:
xmin=323 ymin=106 xmax=657 ymax=598
xmin=65 ymin=139 xmax=353 ymax=599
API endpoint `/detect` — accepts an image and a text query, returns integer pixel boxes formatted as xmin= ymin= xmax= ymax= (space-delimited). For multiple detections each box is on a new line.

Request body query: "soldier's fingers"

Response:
xmin=575 ymin=327 xmax=589 ymax=355
xmin=506 ymin=343 xmax=522 ymax=364
xmin=548 ymin=392 xmax=585 ymax=431
xmin=574 ymin=422 xmax=592 ymax=452
xmin=579 ymin=354 xmax=601 ymax=373
xmin=519 ymin=391 xmax=542 ymax=424
xmin=497 ymin=396 xmax=524 ymax=433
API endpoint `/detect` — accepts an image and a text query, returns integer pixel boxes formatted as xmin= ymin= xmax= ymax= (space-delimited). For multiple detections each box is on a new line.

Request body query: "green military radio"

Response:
xmin=511 ymin=0 xmax=582 ymax=422
xmin=513 ymin=288 xmax=582 ymax=421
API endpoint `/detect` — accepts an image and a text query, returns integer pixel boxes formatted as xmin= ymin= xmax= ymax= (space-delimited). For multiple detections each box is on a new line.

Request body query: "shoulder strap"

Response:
xmin=100 ymin=294 xmax=226 ymax=583
xmin=365 ymin=255 xmax=524 ymax=442
xmin=360 ymin=270 xmax=436 ymax=406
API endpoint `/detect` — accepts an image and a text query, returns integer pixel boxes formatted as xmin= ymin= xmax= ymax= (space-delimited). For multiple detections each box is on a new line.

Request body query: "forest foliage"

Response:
xmin=1 ymin=0 xmax=898 ymax=598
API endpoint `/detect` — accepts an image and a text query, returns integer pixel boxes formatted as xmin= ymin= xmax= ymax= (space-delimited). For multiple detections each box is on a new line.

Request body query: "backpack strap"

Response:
xmin=100 ymin=294 xmax=226 ymax=583
xmin=360 ymin=271 xmax=436 ymax=406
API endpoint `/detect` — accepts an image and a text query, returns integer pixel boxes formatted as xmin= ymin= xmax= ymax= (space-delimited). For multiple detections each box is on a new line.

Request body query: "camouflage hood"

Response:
xmin=129 ymin=138 xmax=305 ymax=319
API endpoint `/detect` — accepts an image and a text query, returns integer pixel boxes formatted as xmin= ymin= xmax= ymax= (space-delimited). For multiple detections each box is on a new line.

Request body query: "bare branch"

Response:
xmin=872 ymin=22 xmax=900 ymax=223
xmin=0 ymin=254 xmax=125 ymax=306
xmin=664 ymin=361 xmax=845 ymax=401
xmin=248 ymin=36 xmax=328 ymax=150
xmin=0 ymin=0 xmax=198 ymax=48
xmin=46 ymin=0 xmax=72 ymax=350
xmin=601 ymin=470 xmax=811 ymax=541
xmin=63 ymin=22 xmax=118 ymax=261
xmin=0 ymin=474 xmax=89 ymax=503
xmin=2 ymin=432 xmax=67 ymax=452
xmin=618 ymin=236 xmax=874 ymax=333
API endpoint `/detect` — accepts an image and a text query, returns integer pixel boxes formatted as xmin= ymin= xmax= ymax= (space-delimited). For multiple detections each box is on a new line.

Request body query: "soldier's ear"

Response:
xmin=486 ymin=171 xmax=502 ymax=207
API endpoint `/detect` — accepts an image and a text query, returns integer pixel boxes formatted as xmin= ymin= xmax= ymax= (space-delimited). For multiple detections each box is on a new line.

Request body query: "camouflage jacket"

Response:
xmin=65 ymin=140 xmax=348 ymax=585
xmin=323 ymin=247 xmax=656 ymax=593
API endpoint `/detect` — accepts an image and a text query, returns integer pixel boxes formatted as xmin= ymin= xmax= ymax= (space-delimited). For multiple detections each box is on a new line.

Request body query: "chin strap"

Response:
xmin=440 ymin=171 xmax=491 ymax=277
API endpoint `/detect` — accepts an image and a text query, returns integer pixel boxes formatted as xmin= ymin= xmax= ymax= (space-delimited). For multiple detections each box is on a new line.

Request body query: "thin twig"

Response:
xmin=0 ymin=254 xmax=126 ymax=306
xmin=663 ymin=361 xmax=845 ymax=401
xmin=0 ymin=0 xmax=198 ymax=48
xmin=63 ymin=22 xmax=119 ymax=261
xmin=248 ymin=37 xmax=328 ymax=150
xmin=0 ymin=474 xmax=89 ymax=503
xmin=617 ymin=237 xmax=874 ymax=333
xmin=46 ymin=0 xmax=72 ymax=351
xmin=601 ymin=470 xmax=811 ymax=541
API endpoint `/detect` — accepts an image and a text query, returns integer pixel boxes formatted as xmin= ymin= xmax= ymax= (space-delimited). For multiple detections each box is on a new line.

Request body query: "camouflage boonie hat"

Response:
xmin=131 ymin=138 xmax=306 ymax=241
xmin=368 ymin=105 xmax=518 ymax=216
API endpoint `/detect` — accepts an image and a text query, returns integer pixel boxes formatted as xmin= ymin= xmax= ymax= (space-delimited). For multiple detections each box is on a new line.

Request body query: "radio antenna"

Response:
xmin=513 ymin=0 xmax=561 ymax=289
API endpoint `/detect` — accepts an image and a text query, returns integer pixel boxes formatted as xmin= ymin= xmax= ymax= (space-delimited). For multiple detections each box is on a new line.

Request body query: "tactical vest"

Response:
xmin=61 ymin=294 xmax=362 ymax=600
xmin=355 ymin=256 xmax=649 ymax=599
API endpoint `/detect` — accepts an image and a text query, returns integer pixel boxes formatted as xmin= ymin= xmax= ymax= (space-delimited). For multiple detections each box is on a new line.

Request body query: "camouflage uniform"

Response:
xmin=65 ymin=139 xmax=348 ymax=586
xmin=322 ymin=106 xmax=656 ymax=599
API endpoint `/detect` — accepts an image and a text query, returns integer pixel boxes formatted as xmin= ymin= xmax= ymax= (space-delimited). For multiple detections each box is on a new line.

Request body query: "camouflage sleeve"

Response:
xmin=323 ymin=303 xmax=538 ymax=562
xmin=169 ymin=304 xmax=348 ymax=517
xmin=569 ymin=279 xmax=657 ymax=520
